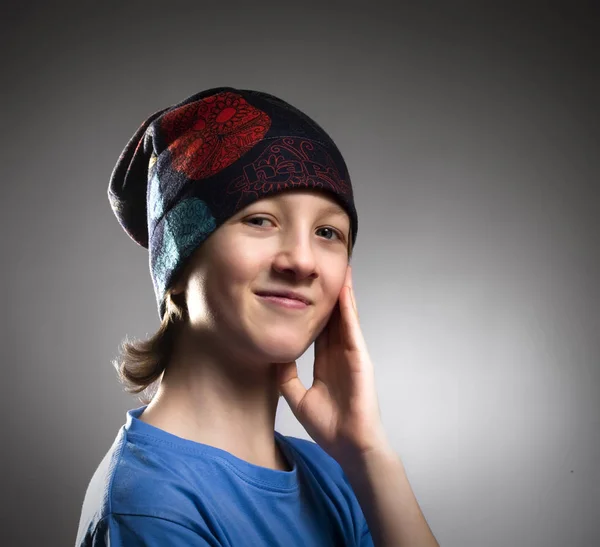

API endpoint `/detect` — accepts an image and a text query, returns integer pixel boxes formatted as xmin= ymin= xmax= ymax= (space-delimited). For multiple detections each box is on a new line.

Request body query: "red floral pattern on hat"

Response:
xmin=161 ymin=92 xmax=271 ymax=180
xmin=226 ymin=137 xmax=351 ymax=205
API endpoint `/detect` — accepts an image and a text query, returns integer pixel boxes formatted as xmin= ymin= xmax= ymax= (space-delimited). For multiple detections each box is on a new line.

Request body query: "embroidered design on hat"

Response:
xmin=151 ymin=198 xmax=216 ymax=298
xmin=226 ymin=137 xmax=351 ymax=207
xmin=160 ymin=91 xmax=271 ymax=180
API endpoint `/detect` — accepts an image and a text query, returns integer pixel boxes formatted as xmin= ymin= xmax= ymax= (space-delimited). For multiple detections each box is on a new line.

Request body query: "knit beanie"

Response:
xmin=108 ymin=87 xmax=358 ymax=319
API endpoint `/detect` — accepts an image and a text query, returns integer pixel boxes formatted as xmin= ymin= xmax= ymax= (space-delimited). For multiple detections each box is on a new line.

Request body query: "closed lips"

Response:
xmin=255 ymin=291 xmax=312 ymax=305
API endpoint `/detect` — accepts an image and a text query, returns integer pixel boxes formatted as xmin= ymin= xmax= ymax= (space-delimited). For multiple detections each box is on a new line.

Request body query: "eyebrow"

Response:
xmin=248 ymin=200 xmax=347 ymax=218
xmin=318 ymin=203 xmax=347 ymax=217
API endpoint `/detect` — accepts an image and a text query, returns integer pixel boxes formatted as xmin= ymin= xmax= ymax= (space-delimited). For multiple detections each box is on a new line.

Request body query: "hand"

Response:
xmin=277 ymin=265 xmax=390 ymax=466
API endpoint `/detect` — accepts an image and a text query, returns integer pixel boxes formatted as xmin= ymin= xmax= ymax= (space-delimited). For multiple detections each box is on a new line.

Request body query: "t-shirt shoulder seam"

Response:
xmin=105 ymin=430 xmax=129 ymax=515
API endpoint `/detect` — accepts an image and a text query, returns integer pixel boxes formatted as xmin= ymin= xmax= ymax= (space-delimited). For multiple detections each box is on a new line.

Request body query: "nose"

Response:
xmin=271 ymin=233 xmax=318 ymax=280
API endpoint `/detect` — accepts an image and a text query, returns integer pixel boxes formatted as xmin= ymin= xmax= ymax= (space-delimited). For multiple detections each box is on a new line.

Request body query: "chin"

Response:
xmin=265 ymin=344 xmax=306 ymax=363
xmin=257 ymin=335 xmax=310 ymax=363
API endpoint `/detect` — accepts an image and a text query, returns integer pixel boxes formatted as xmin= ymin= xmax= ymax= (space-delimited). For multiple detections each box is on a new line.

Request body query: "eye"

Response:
xmin=316 ymin=226 xmax=343 ymax=241
xmin=245 ymin=216 xmax=273 ymax=228
xmin=244 ymin=216 xmax=344 ymax=242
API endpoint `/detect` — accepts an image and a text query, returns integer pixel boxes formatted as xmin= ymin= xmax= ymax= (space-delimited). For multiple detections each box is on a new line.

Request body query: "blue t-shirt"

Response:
xmin=75 ymin=406 xmax=374 ymax=546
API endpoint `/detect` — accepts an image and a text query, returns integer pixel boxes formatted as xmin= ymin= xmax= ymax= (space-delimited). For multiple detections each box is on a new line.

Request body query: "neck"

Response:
xmin=139 ymin=326 xmax=290 ymax=471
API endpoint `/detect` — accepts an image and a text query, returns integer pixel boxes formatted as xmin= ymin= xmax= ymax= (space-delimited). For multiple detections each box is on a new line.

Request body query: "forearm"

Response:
xmin=340 ymin=444 xmax=439 ymax=547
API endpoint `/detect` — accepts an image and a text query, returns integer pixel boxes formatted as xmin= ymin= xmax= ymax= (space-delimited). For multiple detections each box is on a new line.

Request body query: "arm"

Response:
xmin=277 ymin=269 xmax=439 ymax=546
xmin=341 ymin=443 xmax=439 ymax=547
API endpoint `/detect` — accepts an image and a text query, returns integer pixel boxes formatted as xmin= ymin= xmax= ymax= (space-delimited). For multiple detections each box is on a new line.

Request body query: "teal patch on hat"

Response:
xmin=148 ymin=171 xmax=164 ymax=222
xmin=152 ymin=198 xmax=216 ymax=301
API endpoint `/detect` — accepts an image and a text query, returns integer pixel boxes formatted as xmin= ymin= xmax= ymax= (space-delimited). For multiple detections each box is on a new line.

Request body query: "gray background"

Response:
xmin=2 ymin=1 xmax=598 ymax=546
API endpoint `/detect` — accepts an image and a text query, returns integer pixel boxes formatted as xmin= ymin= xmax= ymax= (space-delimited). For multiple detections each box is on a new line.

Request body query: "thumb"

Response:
xmin=277 ymin=361 xmax=308 ymax=415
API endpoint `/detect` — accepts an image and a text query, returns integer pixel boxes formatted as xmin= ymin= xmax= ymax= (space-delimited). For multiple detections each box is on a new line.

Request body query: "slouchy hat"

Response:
xmin=108 ymin=87 xmax=358 ymax=319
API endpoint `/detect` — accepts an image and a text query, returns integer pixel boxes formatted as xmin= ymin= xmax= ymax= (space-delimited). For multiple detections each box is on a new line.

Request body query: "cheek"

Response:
xmin=323 ymin=258 xmax=348 ymax=299
xmin=204 ymin=241 xmax=265 ymax=306
xmin=219 ymin=243 xmax=265 ymax=285
xmin=313 ymin=262 xmax=348 ymax=328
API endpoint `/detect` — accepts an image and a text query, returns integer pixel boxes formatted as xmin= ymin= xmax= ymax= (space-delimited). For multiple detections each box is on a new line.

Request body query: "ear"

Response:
xmin=170 ymin=280 xmax=186 ymax=296
xmin=169 ymin=260 xmax=193 ymax=296
xmin=168 ymin=274 xmax=185 ymax=296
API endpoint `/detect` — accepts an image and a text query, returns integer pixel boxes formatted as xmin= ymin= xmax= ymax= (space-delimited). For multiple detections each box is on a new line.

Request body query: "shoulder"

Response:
xmin=75 ymin=427 xmax=212 ymax=545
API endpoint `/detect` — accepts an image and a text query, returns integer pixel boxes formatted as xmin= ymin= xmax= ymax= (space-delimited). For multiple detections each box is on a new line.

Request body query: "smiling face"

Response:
xmin=170 ymin=189 xmax=352 ymax=366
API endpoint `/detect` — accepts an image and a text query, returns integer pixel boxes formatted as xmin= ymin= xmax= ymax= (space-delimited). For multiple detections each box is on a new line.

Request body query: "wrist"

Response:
xmin=338 ymin=437 xmax=397 ymax=474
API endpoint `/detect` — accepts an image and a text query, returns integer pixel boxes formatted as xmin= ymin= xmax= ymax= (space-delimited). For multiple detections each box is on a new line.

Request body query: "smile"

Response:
xmin=257 ymin=294 xmax=309 ymax=310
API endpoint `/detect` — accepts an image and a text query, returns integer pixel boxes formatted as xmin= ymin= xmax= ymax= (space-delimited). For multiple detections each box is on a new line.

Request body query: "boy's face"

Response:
xmin=172 ymin=189 xmax=351 ymax=364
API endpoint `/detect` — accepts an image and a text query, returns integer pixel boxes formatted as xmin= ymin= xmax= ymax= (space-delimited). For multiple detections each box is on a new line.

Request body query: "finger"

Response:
xmin=277 ymin=361 xmax=308 ymax=415
xmin=350 ymin=286 xmax=357 ymax=316
xmin=313 ymin=321 xmax=330 ymax=377
xmin=345 ymin=264 xmax=353 ymax=289
xmin=344 ymin=265 xmax=357 ymax=315
xmin=327 ymin=300 xmax=343 ymax=351
xmin=341 ymin=285 xmax=365 ymax=353
xmin=314 ymin=314 xmax=330 ymax=360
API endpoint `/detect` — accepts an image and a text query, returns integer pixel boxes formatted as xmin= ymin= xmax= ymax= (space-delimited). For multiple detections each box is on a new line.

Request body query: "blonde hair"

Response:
xmin=112 ymin=289 xmax=186 ymax=405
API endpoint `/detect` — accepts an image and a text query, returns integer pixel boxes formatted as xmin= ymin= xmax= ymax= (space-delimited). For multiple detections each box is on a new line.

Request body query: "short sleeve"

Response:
xmin=90 ymin=513 xmax=218 ymax=547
